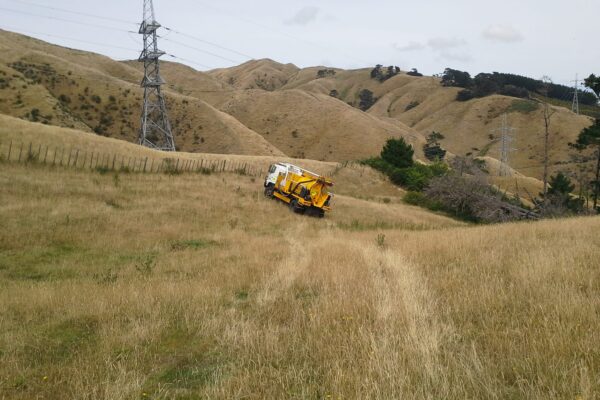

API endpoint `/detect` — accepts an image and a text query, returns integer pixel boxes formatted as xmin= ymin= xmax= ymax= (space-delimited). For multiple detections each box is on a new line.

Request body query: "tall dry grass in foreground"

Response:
xmin=0 ymin=163 xmax=598 ymax=399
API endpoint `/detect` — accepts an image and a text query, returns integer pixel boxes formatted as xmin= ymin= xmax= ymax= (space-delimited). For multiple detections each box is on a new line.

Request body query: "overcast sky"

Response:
xmin=1 ymin=0 xmax=598 ymax=86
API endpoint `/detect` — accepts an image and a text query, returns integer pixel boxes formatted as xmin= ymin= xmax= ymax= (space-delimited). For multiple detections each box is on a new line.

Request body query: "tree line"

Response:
xmin=442 ymin=68 xmax=599 ymax=105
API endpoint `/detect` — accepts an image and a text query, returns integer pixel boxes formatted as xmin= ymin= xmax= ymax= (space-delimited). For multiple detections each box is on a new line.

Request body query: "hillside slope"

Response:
xmin=1 ymin=30 xmax=597 ymax=181
xmin=0 ymin=30 xmax=282 ymax=157
xmin=269 ymin=64 xmax=596 ymax=180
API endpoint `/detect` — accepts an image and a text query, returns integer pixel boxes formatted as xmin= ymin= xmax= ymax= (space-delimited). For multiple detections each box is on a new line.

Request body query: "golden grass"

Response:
xmin=1 ymin=162 xmax=599 ymax=399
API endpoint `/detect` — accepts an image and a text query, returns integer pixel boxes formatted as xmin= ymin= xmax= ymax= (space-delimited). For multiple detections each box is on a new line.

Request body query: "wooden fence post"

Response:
xmin=74 ymin=150 xmax=80 ymax=168
xmin=7 ymin=140 xmax=12 ymax=161
xmin=43 ymin=146 xmax=49 ymax=164
xmin=37 ymin=144 xmax=41 ymax=159
xmin=18 ymin=143 xmax=23 ymax=162
xmin=112 ymin=155 xmax=117 ymax=170
xmin=28 ymin=142 xmax=32 ymax=162
xmin=67 ymin=148 xmax=73 ymax=167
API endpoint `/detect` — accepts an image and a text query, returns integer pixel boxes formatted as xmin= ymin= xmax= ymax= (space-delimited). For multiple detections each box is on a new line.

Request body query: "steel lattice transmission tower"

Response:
xmin=572 ymin=74 xmax=580 ymax=115
xmin=495 ymin=113 xmax=517 ymax=177
xmin=138 ymin=0 xmax=175 ymax=151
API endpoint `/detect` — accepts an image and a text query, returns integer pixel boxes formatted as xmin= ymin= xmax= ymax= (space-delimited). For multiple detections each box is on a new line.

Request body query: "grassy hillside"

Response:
xmin=1 ymin=161 xmax=599 ymax=399
xmin=1 ymin=30 xmax=597 ymax=181
xmin=0 ymin=30 xmax=283 ymax=157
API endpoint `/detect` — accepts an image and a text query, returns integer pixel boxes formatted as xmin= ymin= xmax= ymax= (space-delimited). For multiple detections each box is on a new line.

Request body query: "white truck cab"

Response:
xmin=264 ymin=163 xmax=302 ymax=188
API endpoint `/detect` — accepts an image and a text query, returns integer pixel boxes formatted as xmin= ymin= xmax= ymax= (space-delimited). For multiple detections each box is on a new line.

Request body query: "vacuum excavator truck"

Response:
xmin=264 ymin=163 xmax=334 ymax=217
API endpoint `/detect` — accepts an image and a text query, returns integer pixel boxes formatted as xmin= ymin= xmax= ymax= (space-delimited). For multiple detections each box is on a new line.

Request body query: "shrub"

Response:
xmin=317 ymin=69 xmax=336 ymax=78
xmin=390 ymin=162 xmax=448 ymax=191
xmin=358 ymin=89 xmax=377 ymax=111
xmin=406 ymin=68 xmax=423 ymax=77
xmin=381 ymin=137 xmax=414 ymax=169
xmin=405 ymin=101 xmax=420 ymax=111
xmin=425 ymin=175 xmax=529 ymax=223
xmin=456 ymin=89 xmax=475 ymax=101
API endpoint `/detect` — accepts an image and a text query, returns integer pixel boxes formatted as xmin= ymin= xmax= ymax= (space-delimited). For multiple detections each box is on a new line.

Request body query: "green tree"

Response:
xmin=546 ymin=172 xmax=583 ymax=212
xmin=381 ymin=137 xmax=414 ymax=169
xmin=574 ymin=119 xmax=600 ymax=211
xmin=584 ymin=74 xmax=600 ymax=101
xmin=441 ymin=68 xmax=473 ymax=88
xmin=358 ymin=89 xmax=376 ymax=111
xmin=548 ymin=172 xmax=575 ymax=196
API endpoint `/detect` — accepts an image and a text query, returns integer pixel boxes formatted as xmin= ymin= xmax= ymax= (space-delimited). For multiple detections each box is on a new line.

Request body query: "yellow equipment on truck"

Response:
xmin=264 ymin=163 xmax=334 ymax=217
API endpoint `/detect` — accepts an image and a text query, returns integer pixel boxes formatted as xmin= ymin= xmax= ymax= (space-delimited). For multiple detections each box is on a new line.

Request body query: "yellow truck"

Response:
xmin=264 ymin=163 xmax=334 ymax=217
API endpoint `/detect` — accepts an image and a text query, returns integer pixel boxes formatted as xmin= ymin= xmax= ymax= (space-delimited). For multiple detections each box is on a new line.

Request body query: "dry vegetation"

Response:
xmin=1 ymin=161 xmax=599 ymax=400
xmin=1 ymin=29 xmax=595 ymax=179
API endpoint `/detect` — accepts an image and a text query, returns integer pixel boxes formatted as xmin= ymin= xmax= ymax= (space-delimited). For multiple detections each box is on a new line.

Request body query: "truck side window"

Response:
xmin=269 ymin=165 xmax=276 ymax=173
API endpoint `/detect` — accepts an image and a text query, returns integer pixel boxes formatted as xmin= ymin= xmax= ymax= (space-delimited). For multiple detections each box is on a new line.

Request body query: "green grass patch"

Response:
xmin=0 ymin=243 xmax=78 ymax=281
xmin=478 ymin=141 xmax=497 ymax=157
xmin=142 ymin=327 xmax=228 ymax=396
xmin=25 ymin=316 xmax=98 ymax=363
xmin=507 ymin=99 xmax=539 ymax=114
xmin=170 ymin=239 xmax=218 ymax=251
xmin=336 ymin=219 xmax=429 ymax=232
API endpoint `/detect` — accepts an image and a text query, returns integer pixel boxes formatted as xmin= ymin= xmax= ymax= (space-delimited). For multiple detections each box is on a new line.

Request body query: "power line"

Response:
xmin=0 ymin=6 xmax=132 ymax=32
xmin=0 ymin=3 xmax=248 ymax=68
xmin=0 ymin=25 xmax=138 ymax=53
xmin=163 ymin=27 xmax=254 ymax=60
xmin=161 ymin=37 xmax=240 ymax=64
xmin=166 ymin=54 xmax=212 ymax=70
xmin=3 ymin=0 xmax=138 ymax=25
xmin=193 ymin=0 xmax=370 ymax=66
xmin=2 ymin=0 xmax=254 ymax=63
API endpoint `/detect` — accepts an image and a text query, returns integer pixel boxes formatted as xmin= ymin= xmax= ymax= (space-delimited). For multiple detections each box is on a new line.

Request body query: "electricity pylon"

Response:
xmin=495 ymin=113 xmax=517 ymax=177
xmin=571 ymin=74 xmax=580 ymax=115
xmin=138 ymin=0 xmax=176 ymax=151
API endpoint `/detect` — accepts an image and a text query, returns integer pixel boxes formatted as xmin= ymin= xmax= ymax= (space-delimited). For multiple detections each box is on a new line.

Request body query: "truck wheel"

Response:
xmin=264 ymin=184 xmax=274 ymax=198
xmin=290 ymin=199 xmax=303 ymax=214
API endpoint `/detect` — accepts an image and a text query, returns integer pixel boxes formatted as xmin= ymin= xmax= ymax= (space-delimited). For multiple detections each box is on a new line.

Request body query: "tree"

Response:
xmin=574 ymin=119 xmax=600 ymax=211
xmin=358 ymin=89 xmax=377 ymax=111
xmin=548 ymin=172 xmax=575 ymax=195
xmin=473 ymin=73 xmax=500 ymax=97
xmin=441 ymin=68 xmax=473 ymax=88
xmin=584 ymin=74 xmax=600 ymax=103
xmin=370 ymin=65 xmax=383 ymax=80
xmin=542 ymin=172 xmax=583 ymax=214
xmin=540 ymin=77 xmax=556 ymax=197
xmin=381 ymin=137 xmax=414 ymax=169
xmin=456 ymin=89 xmax=475 ymax=101
xmin=406 ymin=68 xmax=423 ymax=77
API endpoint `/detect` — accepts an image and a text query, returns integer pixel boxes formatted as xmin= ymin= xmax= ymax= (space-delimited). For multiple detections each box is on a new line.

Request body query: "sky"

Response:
xmin=0 ymin=0 xmax=598 ymax=86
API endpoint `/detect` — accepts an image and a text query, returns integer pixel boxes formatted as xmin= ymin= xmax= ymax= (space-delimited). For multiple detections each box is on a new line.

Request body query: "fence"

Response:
xmin=0 ymin=140 xmax=266 ymax=177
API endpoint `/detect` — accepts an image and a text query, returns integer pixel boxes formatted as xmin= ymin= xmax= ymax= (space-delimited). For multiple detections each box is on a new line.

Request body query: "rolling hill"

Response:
xmin=0 ymin=29 xmax=597 ymax=184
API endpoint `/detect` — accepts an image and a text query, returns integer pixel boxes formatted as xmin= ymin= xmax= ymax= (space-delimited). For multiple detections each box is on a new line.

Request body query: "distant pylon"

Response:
xmin=571 ymin=74 xmax=580 ymax=115
xmin=494 ymin=113 xmax=517 ymax=177
xmin=138 ymin=0 xmax=176 ymax=151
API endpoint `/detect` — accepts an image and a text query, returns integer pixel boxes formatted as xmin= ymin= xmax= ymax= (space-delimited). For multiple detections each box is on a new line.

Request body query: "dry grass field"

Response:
xmin=1 ymin=161 xmax=599 ymax=400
